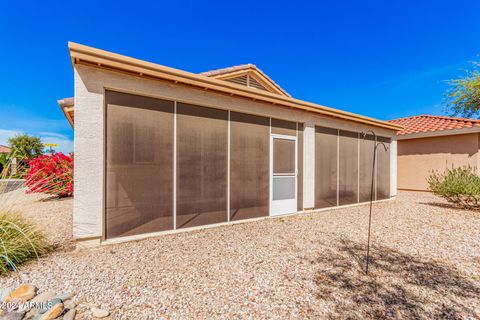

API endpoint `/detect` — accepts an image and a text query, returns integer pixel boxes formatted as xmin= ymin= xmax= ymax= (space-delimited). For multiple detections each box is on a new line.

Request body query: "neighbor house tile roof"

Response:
xmin=389 ymin=115 xmax=480 ymax=136
xmin=0 ymin=145 xmax=10 ymax=154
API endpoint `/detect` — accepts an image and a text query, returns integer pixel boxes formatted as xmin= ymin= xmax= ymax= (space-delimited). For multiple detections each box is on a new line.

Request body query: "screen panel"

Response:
xmin=176 ymin=103 xmax=228 ymax=228
xmin=105 ymin=91 xmax=174 ymax=239
xmin=273 ymin=138 xmax=296 ymax=174
xmin=273 ymin=176 xmax=296 ymax=200
xmin=359 ymin=134 xmax=375 ymax=203
xmin=230 ymin=112 xmax=270 ymax=221
xmin=377 ymin=136 xmax=391 ymax=200
xmin=338 ymin=130 xmax=359 ymax=205
xmin=315 ymin=126 xmax=338 ymax=208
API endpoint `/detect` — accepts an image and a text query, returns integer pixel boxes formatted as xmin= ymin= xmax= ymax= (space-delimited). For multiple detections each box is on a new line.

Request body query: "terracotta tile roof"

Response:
xmin=388 ymin=115 xmax=480 ymax=136
xmin=0 ymin=145 xmax=10 ymax=154
xmin=200 ymin=64 xmax=291 ymax=97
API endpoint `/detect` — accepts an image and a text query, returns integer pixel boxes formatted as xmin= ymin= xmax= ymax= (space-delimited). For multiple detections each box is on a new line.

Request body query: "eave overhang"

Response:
xmin=58 ymin=97 xmax=74 ymax=128
xmin=397 ymin=127 xmax=480 ymax=140
xmin=68 ymin=42 xmax=403 ymax=132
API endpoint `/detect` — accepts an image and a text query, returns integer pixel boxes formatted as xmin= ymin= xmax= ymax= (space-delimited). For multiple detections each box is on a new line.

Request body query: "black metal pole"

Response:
xmin=362 ymin=130 xmax=388 ymax=275
xmin=366 ymin=142 xmax=376 ymax=275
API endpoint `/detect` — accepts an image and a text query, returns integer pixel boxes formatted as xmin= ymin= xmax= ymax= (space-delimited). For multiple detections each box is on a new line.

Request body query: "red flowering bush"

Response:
xmin=25 ymin=153 xmax=74 ymax=197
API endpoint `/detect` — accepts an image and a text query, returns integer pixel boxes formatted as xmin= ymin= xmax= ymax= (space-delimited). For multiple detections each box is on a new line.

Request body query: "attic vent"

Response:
xmin=248 ymin=77 xmax=267 ymax=91
xmin=225 ymin=74 xmax=268 ymax=91
xmin=226 ymin=75 xmax=248 ymax=86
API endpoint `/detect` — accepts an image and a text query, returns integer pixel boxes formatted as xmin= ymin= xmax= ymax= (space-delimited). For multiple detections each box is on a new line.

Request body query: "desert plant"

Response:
xmin=0 ymin=211 xmax=49 ymax=275
xmin=6 ymin=134 xmax=44 ymax=179
xmin=446 ymin=61 xmax=480 ymax=118
xmin=7 ymin=134 xmax=43 ymax=160
xmin=25 ymin=153 xmax=74 ymax=197
xmin=427 ymin=166 xmax=480 ymax=209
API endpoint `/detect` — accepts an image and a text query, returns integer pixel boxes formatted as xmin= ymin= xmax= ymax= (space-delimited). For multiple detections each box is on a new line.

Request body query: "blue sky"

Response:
xmin=1 ymin=0 xmax=479 ymax=153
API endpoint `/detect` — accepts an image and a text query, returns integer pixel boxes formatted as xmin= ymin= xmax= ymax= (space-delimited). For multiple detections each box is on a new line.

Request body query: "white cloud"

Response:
xmin=40 ymin=133 xmax=74 ymax=154
xmin=0 ymin=129 xmax=23 ymax=146
xmin=0 ymin=129 xmax=73 ymax=154
xmin=38 ymin=132 xmax=68 ymax=139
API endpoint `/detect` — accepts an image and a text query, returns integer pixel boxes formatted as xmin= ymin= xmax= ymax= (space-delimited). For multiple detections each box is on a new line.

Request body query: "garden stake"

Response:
xmin=362 ymin=130 xmax=388 ymax=275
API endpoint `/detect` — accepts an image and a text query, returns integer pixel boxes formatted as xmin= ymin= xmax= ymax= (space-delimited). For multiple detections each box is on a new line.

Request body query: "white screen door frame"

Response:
xmin=270 ymin=134 xmax=298 ymax=216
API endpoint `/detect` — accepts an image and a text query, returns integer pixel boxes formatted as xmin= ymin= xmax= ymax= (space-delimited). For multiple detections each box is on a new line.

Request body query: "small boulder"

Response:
xmin=30 ymin=292 xmax=56 ymax=304
xmin=39 ymin=301 xmax=64 ymax=320
xmin=91 ymin=308 xmax=109 ymax=318
xmin=24 ymin=291 xmax=56 ymax=315
xmin=62 ymin=308 xmax=76 ymax=320
xmin=5 ymin=284 xmax=37 ymax=303
xmin=38 ymin=298 xmax=62 ymax=315
xmin=53 ymin=292 xmax=72 ymax=302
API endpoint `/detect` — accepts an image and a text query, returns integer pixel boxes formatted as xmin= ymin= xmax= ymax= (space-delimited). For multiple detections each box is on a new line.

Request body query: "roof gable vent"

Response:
xmin=225 ymin=74 xmax=268 ymax=92
xmin=226 ymin=74 xmax=248 ymax=86
xmin=248 ymin=76 xmax=268 ymax=91
xmin=200 ymin=64 xmax=290 ymax=97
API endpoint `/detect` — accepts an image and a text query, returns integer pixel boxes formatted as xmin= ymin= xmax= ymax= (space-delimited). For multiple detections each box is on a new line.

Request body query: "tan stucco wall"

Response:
xmin=397 ymin=133 xmax=480 ymax=191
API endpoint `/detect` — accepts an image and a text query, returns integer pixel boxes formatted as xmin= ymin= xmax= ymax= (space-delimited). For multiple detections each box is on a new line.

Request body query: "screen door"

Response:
xmin=270 ymin=134 xmax=297 ymax=216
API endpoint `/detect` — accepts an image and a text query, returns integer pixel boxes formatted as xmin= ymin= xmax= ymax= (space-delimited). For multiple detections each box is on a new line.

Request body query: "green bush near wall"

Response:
xmin=428 ymin=166 xmax=480 ymax=209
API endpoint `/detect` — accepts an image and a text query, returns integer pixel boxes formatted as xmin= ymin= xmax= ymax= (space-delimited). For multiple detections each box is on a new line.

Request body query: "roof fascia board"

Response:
xmin=397 ymin=127 xmax=480 ymax=140
xmin=68 ymin=42 xmax=402 ymax=131
xmin=249 ymin=69 xmax=289 ymax=96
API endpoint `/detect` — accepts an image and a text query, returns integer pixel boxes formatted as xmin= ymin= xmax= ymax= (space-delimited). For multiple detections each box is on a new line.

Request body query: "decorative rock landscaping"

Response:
xmin=90 ymin=308 xmax=109 ymax=319
xmin=0 ymin=285 xmax=76 ymax=320
xmin=1 ymin=191 xmax=479 ymax=318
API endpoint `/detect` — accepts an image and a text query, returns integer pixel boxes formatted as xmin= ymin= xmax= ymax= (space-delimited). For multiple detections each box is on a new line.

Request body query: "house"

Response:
xmin=65 ymin=42 xmax=401 ymax=247
xmin=389 ymin=115 xmax=480 ymax=191
xmin=0 ymin=145 xmax=10 ymax=154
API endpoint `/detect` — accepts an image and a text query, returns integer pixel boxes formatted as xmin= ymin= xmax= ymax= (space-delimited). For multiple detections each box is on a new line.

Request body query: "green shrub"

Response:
xmin=427 ymin=166 xmax=480 ymax=209
xmin=0 ymin=211 xmax=49 ymax=275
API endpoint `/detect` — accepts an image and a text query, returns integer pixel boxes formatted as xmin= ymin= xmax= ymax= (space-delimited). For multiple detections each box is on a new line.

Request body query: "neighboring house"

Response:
xmin=65 ymin=42 xmax=401 ymax=248
xmin=389 ymin=115 xmax=480 ymax=191
xmin=0 ymin=145 xmax=10 ymax=154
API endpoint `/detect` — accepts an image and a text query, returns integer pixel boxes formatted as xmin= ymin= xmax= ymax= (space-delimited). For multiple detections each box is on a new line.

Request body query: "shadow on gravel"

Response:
xmin=38 ymin=195 xmax=71 ymax=203
xmin=419 ymin=201 xmax=480 ymax=212
xmin=313 ymin=239 xmax=480 ymax=319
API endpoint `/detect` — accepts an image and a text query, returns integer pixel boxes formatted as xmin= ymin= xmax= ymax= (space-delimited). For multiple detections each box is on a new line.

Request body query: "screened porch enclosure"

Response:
xmin=105 ymin=90 xmax=302 ymax=239
xmin=315 ymin=126 xmax=390 ymax=209
xmin=104 ymin=91 xmax=391 ymax=240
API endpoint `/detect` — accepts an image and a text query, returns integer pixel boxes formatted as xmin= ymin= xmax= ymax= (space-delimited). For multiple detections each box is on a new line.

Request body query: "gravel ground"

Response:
xmin=0 ymin=188 xmax=74 ymax=251
xmin=1 ymin=191 xmax=479 ymax=319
